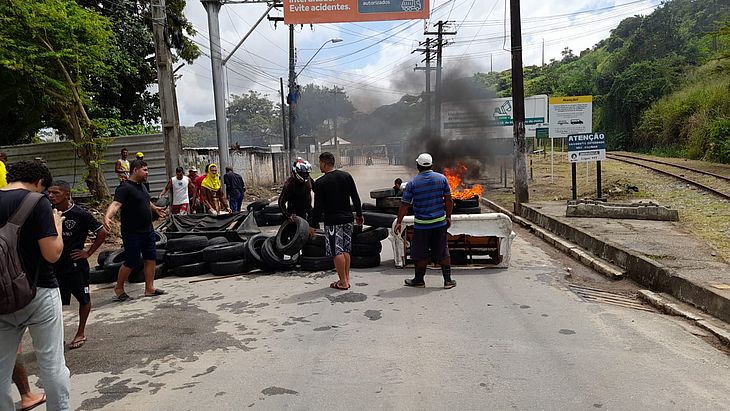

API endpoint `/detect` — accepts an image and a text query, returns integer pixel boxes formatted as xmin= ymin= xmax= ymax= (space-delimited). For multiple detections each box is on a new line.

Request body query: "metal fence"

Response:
xmin=0 ymin=134 xmax=167 ymax=194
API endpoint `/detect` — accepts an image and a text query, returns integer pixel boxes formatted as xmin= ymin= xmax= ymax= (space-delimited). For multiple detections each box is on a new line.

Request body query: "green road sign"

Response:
xmin=536 ymin=127 xmax=549 ymax=140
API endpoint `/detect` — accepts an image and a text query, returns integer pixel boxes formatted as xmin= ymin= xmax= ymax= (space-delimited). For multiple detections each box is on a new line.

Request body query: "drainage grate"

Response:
xmin=568 ymin=285 xmax=654 ymax=312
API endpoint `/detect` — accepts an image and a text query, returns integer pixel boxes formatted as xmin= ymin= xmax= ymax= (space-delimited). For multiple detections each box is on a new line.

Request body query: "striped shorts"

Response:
xmin=324 ymin=223 xmax=353 ymax=257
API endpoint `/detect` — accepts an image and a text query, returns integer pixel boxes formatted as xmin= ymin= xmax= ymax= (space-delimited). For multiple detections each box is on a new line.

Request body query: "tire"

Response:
xmin=210 ymin=259 xmax=249 ymax=276
xmin=362 ymin=202 xmax=378 ymax=211
xmin=253 ymin=210 xmax=267 ymax=226
xmin=104 ymin=249 xmax=126 ymax=268
xmin=263 ymin=204 xmax=282 ymax=214
xmin=376 ymin=197 xmax=404 ymax=209
xmin=370 ymin=188 xmax=395 ymax=199
xmin=246 ymin=200 xmax=269 ymax=212
xmin=351 ymin=254 xmax=381 ymax=268
xmin=299 ymin=256 xmax=334 ymax=271
xmin=156 ymin=249 xmax=166 ymax=264
xmin=363 ymin=211 xmax=396 ymax=228
xmin=154 ymin=230 xmax=167 ymax=249
xmin=306 ymin=230 xmax=326 ymax=247
xmin=155 ymin=263 xmax=168 ymax=279
xmin=89 ymin=267 xmax=115 ymax=284
xmin=202 ymin=242 xmax=246 ymax=262
xmin=166 ymin=250 xmax=205 ymax=268
xmin=454 ymin=198 xmax=479 ymax=208
xmin=166 ymin=235 xmax=209 ymax=253
xmin=353 ymin=227 xmax=389 ymax=244
xmin=264 ymin=213 xmax=286 ymax=226
xmin=301 ymin=243 xmax=326 ymax=257
xmin=261 ymin=237 xmax=299 ymax=270
xmin=275 ymin=216 xmax=310 ymax=255
xmin=207 ymin=236 xmax=229 ymax=246
xmin=244 ymin=234 xmax=269 ymax=269
xmin=453 ymin=206 xmax=481 ymax=215
xmin=175 ymin=262 xmax=209 ymax=277
xmin=350 ymin=242 xmax=382 ymax=257
xmin=97 ymin=250 xmax=113 ymax=267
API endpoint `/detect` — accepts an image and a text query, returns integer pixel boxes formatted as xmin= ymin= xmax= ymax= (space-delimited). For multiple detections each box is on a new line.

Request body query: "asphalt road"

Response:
xmin=16 ymin=165 xmax=730 ymax=410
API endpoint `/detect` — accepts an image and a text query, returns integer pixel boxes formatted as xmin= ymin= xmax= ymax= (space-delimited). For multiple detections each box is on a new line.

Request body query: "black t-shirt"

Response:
xmin=54 ymin=204 xmax=102 ymax=273
xmin=224 ymin=172 xmax=245 ymax=197
xmin=113 ymin=180 xmax=153 ymax=235
xmin=278 ymin=176 xmax=312 ymax=222
xmin=0 ymin=189 xmax=59 ymax=288
xmin=312 ymin=170 xmax=362 ymax=226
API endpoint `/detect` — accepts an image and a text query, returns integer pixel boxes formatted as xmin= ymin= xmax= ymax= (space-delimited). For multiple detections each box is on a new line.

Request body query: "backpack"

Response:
xmin=0 ymin=192 xmax=44 ymax=314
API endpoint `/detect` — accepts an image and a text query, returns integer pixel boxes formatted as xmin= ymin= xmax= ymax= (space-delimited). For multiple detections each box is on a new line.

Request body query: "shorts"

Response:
xmin=57 ymin=264 xmax=91 ymax=306
xmin=410 ymin=225 xmax=450 ymax=262
xmin=121 ymin=231 xmax=157 ymax=269
xmin=324 ymin=223 xmax=353 ymax=257
xmin=171 ymin=203 xmax=189 ymax=214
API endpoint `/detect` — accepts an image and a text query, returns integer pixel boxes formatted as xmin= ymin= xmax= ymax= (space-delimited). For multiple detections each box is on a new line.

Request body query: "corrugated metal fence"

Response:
xmin=0 ymin=134 xmax=167 ymax=194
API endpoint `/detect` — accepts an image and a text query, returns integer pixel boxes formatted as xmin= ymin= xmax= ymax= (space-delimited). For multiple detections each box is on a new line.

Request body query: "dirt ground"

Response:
xmin=485 ymin=151 xmax=730 ymax=264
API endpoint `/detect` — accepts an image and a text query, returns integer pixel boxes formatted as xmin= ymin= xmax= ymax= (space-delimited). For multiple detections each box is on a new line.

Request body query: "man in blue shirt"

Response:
xmin=394 ymin=153 xmax=456 ymax=289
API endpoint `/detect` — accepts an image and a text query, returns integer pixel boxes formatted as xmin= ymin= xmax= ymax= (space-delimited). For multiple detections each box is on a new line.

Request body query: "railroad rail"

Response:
xmin=605 ymin=153 xmax=730 ymax=201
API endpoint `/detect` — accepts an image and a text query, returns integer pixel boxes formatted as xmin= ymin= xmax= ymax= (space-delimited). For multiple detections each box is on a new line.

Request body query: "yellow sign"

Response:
xmin=549 ymin=95 xmax=593 ymax=104
xmin=284 ymin=0 xmax=429 ymax=24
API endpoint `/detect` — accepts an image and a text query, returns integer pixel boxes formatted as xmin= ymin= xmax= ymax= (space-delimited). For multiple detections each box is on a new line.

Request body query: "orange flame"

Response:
xmin=443 ymin=163 xmax=484 ymax=200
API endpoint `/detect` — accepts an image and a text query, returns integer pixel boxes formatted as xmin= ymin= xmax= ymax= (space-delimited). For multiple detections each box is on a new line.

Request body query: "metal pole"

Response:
xmin=287 ymin=24 xmax=295 ymax=166
xmin=597 ymin=161 xmax=602 ymax=199
xmin=510 ymin=0 xmax=529 ymax=206
xmin=334 ymin=116 xmax=340 ymax=168
xmin=202 ymin=0 xmax=230 ymax=184
xmin=425 ymin=38 xmax=432 ymax=137
xmin=279 ymin=78 xmax=287 ymax=150
xmin=222 ymin=4 xmax=274 ymax=66
xmin=571 ymin=162 xmax=577 ymax=200
xmin=435 ymin=22 xmax=443 ymax=139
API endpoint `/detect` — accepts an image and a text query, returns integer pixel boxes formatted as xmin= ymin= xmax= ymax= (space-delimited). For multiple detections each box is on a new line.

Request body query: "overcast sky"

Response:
xmin=176 ymin=0 xmax=662 ymax=126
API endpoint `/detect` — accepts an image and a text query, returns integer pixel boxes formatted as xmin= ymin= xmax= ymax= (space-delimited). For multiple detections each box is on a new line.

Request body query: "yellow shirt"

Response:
xmin=0 ymin=161 xmax=7 ymax=188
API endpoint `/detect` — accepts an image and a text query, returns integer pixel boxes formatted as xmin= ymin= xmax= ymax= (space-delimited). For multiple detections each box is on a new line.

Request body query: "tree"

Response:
xmin=295 ymin=84 xmax=355 ymax=140
xmin=0 ymin=0 xmax=115 ymax=199
xmin=227 ymin=91 xmax=280 ymax=146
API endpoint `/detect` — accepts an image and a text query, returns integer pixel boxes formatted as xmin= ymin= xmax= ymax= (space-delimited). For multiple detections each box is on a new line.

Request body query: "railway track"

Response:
xmin=606 ymin=152 xmax=730 ymax=201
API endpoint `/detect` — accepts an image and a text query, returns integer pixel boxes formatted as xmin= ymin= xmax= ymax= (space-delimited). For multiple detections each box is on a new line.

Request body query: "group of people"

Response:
xmin=115 ymin=148 xmax=246 ymax=215
xmin=0 ymin=149 xmax=455 ymax=410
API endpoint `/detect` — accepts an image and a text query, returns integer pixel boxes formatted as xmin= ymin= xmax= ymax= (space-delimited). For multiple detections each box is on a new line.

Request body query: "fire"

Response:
xmin=443 ymin=163 xmax=484 ymax=200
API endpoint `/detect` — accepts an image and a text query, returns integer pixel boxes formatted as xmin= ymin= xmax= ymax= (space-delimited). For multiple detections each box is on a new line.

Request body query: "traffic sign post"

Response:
xmin=567 ymin=132 xmax=606 ymax=200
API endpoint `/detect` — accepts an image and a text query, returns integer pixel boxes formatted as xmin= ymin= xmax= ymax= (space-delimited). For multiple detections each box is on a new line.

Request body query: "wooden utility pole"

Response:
xmin=510 ymin=0 xmax=529 ymax=206
xmin=279 ymin=77 xmax=287 ymax=150
xmin=152 ymin=0 xmax=183 ymax=178
xmin=425 ymin=21 xmax=456 ymax=138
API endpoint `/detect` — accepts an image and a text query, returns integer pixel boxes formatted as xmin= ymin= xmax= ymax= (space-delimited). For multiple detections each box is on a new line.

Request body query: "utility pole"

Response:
xmin=425 ymin=21 xmax=456 ymax=139
xmin=329 ymin=88 xmax=345 ymax=167
xmin=152 ymin=0 xmax=183 ymax=179
xmin=414 ymin=38 xmax=434 ymax=137
xmin=510 ymin=0 xmax=529 ymax=206
xmin=541 ymin=38 xmax=545 ymax=67
xmin=287 ymin=25 xmax=296 ymax=166
xmin=279 ymin=77 xmax=287 ymax=150
xmin=201 ymin=0 xmax=230 ymax=179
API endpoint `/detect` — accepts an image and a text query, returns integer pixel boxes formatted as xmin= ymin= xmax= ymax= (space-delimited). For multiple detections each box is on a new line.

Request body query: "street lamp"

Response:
xmin=296 ymin=38 xmax=343 ymax=78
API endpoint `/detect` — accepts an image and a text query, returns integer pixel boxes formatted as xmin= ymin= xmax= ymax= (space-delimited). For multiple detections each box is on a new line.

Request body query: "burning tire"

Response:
xmin=454 ymin=198 xmax=479 ymax=208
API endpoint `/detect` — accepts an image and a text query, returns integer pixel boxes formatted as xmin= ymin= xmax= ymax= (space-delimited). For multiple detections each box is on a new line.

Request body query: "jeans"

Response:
xmin=229 ymin=192 xmax=243 ymax=213
xmin=0 ymin=287 xmax=70 ymax=410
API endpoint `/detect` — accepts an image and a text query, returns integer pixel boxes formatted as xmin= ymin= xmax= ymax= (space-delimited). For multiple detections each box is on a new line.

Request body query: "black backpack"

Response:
xmin=0 ymin=192 xmax=43 ymax=314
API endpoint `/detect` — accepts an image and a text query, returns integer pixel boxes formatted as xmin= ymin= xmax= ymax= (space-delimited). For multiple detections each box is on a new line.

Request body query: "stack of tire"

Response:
xmin=244 ymin=216 xmax=308 ymax=271
xmin=248 ymin=201 xmax=287 ymax=227
xmin=452 ymin=196 xmax=481 ymax=214
xmin=89 ymin=231 xmax=168 ymax=284
xmin=362 ymin=188 xmax=406 ymax=229
xmin=299 ymin=226 xmax=388 ymax=271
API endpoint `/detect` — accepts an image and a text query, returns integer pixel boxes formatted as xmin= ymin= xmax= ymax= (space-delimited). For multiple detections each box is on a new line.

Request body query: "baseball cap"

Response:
xmin=136 ymin=152 xmax=144 ymax=157
xmin=416 ymin=153 xmax=432 ymax=167
xmin=188 ymin=166 xmax=198 ymax=172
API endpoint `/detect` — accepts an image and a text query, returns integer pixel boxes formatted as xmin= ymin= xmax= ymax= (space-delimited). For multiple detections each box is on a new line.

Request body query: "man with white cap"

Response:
xmin=394 ymin=153 xmax=456 ymax=289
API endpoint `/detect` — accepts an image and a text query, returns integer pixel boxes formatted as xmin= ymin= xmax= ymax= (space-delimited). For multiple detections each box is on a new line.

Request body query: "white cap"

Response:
xmin=416 ymin=153 xmax=432 ymax=167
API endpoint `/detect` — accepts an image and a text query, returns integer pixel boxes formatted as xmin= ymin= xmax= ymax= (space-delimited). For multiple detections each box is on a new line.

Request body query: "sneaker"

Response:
xmin=404 ymin=279 xmax=426 ymax=288
xmin=444 ymin=280 xmax=457 ymax=289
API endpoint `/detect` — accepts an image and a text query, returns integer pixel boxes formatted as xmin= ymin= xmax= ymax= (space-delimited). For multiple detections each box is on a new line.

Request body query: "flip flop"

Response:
xmin=20 ymin=394 xmax=46 ymax=411
xmin=143 ymin=288 xmax=167 ymax=297
xmin=69 ymin=337 xmax=87 ymax=350
xmin=330 ymin=281 xmax=350 ymax=290
xmin=112 ymin=292 xmax=133 ymax=302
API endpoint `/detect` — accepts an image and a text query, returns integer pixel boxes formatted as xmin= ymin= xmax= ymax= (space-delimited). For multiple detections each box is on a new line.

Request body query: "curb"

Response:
xmin=481 ymin=198 xmax=625 ymax=280
xmin=638 ymin=290 xmax=730 ymax=346
xmin=488 ymin=199 xmax=730 ymax=324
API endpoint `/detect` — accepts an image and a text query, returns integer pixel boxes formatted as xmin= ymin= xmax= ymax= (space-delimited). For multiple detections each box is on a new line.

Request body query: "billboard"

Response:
xmin=441 ymin=95 xmax=549 ymax=140
xmin=548 ymin=96 xmax=593 ymax=139
xmin=283 ymin=0 xmax=429 ymax=24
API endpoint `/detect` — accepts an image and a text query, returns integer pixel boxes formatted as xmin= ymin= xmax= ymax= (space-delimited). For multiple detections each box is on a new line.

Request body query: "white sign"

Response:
xmin=548 ymin=96 xmax=592 ymax=139
xmin=568 ymin=132 xmax=606 ymax=163
xmin=441 ymin=95 xmax=549 ymax=140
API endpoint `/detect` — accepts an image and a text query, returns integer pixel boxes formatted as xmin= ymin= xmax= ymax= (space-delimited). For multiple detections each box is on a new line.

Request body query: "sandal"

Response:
xmin=143 ymin=288 xmax=167 ymax=297
xmin=330 ymin=281 xmax=350 ymax=290
xmin=112 ymin=292 xmax=133 ymax=302
xmin=20 ymin=394 xmax=46 ymax=411
xmin=69 ymin=337 xmax=87 ymax=350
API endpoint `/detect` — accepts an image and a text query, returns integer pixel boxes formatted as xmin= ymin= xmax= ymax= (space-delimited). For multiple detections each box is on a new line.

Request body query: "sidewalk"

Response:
xmin=486 ymin=200 xmax=730 ymax=324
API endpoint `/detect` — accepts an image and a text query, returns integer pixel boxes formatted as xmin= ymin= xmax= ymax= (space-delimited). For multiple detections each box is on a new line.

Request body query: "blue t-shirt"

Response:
xmin=401 ymin=170 xmax=451 ymax=229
